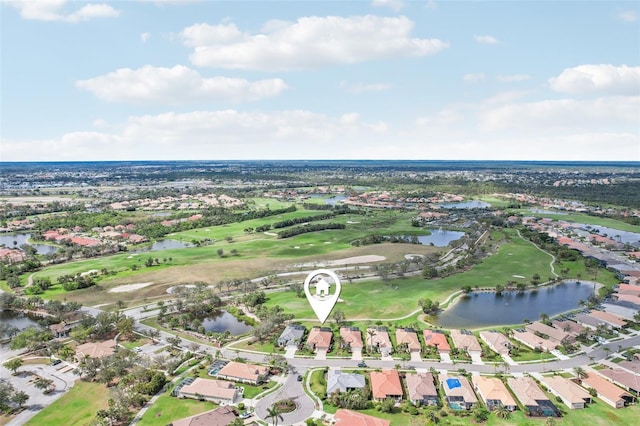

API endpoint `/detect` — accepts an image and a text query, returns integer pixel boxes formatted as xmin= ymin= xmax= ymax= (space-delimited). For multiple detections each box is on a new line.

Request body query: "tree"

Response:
xmin=332 ymin=309 xmax=346 ymax=327
xmin=267 ymin=405 xmax=284 ymax=426
xmin=574 ymin=366 xmax=587 ymax=379
xmin=11 ymin=390 xmax=29 ymax=408
xmin=217 ymin=248 xmax=224 ymax=258
xmin=33 ymin=376 xmax=54 ymax=393
xmin=495 ymin=404 xmax=511 ymax=419
xmin=495 ymin=284 xmax=505 ymax=295
xmin=3 ymin=358 xmax=23 ymax=375
xmin=540 ymin=312 xmax=550 ymax=325
xmin=473 ymin=405 xmax=489 ymax=422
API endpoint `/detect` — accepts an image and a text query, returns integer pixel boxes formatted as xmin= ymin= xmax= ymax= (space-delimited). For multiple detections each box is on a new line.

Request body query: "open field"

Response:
xmin=136 ymin=394 xmax=218 ymax=426
xmin=24 ymin=381 xmax=108 ymax=426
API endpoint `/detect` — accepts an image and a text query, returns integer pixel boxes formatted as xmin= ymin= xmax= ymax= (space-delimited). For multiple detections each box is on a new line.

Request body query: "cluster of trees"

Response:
xmin=252 ymin=305 xmax=294 ymax=342
xmin=272 ymin=212 xmax=336 ymax=229
xmin=418 ymin=298 xmax=440 ymax=315
xmin=0 ymin=259 xmax=41 ymax=287
xmin=352 ymin=234 xmax=419 ymax=246
xmin=56 ymin=273 xmax=96 ymax=291
xmin=157 ymin=285 xmax=223 ymax=333
xmin=0 ymin=379 xmax=29 ymax=413
xmin=327 ymin=387 xmax=371 ymax=409
xmin=277 ymin=223 xmax=345 ymax=238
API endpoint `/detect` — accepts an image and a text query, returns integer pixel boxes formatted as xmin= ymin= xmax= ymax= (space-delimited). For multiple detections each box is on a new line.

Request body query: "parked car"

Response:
xmin=357 ymin=362 xmax=367 ymax=368
xmin=239 ymin=411 xmax=253 ymax=419
xmin=51 ymin=359 xmax=62 ymax=366
xmin=296 ymin=375 xmax=303 ymax=382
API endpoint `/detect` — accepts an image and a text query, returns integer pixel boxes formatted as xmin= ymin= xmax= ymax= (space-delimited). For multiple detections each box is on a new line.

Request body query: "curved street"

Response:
xmin=254 ymin=370 xmax=316 ymax=425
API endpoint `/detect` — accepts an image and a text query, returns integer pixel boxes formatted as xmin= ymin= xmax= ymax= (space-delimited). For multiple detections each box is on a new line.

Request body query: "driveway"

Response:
xmin=410 ymin=351 xmax=422 ymax=362
xmin=2 ymin=360 xmax=78 ymax=426
xmin=314 ymin=349 xmax=327 ymax=360
xmin=255 ymin=372 xmax=315 ymax=425
xmin=284 ymin=345 xmax=298 ymax=359
xmin=351 ymin=348 xmax=363 ymax=361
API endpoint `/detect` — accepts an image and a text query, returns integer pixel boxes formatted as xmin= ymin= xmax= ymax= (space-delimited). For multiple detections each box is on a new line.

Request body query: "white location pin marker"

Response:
xmin=304 ymin=269 xmax=342 ymax=324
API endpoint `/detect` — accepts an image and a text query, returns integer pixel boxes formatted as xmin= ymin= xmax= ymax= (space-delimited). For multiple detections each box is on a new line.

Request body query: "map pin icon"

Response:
xmin=304 ymin=269 xmax=342 ymax=324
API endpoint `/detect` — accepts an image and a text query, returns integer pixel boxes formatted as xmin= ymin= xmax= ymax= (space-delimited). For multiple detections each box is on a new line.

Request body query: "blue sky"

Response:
xmin=1 ymin=0 xmax=639 ymax=161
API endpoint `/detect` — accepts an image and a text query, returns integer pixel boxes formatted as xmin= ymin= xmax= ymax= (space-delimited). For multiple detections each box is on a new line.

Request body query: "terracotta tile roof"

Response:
xmin=598 ymin=368 xmax=640 ymax=392
xmin=171 ymin=406 xmax=236 ymax=426
xmin=479 ymin=331 xmax=510 ymax=355
xmin=334 ymin=409 xmax=390 ymax=426
xmin=422 ymin=330 xmax=450 ymax=352
xmin=216 ymin=361 xmax=269 ymax=383
xmin=395 ymin=328 xmax=421 ymax=351
xmin=441 ymin=375 xmax=477 ymax=403
xmin=306 ymin=327 xmax=333 ymax=350
xmin=178 ymin=378 xmax=238 ymax=401
xmin=472 ymin=376 xmax=517 ymax=407
xmin=340 ymin=327 xmax=363 ymax=349
xmin=512 ymin=330 xmax=557 ymax=351
xmin=366 ymin=328 xmax=392 ymax=350
xmin=617 ymin=284 xmax=640 ymax=295
xmin=75 ymin=340 xmax=116 ymax=359
xmin=507 ymin=376 xmax=549 ymax=406
xmin=406 ymin=373 xmax=437 ymax=402
xmin=525 ymin=321 xmax=570 ymax=343
xmin=370 ymin=370 xmax=403 ymax=400
xmin=539 ymin=376 xmax=591 ymax=406
xmin=450 ymin=329 xmax=482 ymax=352
xmin=582 ymin=373 xmax=632 ymax=404
xmin=588 ymin=310 xmax=626 ymax=327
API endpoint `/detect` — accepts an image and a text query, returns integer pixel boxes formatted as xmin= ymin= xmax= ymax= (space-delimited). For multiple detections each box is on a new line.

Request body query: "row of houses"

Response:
xmin=278 ymin=325 xmax=494 ymax=358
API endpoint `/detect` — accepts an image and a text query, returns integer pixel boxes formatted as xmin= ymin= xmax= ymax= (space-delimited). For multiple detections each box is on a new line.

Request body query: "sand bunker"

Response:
xmin=296 ymin=255 xmax=386 ymax=268
xmin=264 ymin=232 xmax=277 ymax=236
xmin=109 ymin=282 xmax=154 ymax=293
xmin=513 ymin=275 xmax=525 ymax=278
xmin=405 ymin=254 xmax=424 ymax=260
xmin=80 ymin=269 xmax=99 ymax=277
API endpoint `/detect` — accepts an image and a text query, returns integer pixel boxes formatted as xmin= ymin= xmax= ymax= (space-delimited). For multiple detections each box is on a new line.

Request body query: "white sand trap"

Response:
xmin=294 ymin=246 xmax=300 ymax=249
xmin=264 ymin=232 xmax=277 ymax=236
xmin=513 ymin=275 xmax=525 ymax=278
xmin=324 ymin=242 xmax=331 ymax=244
xmin=346 ymin=221 xmax=360 ymax=224
xmin=109 ymin=282 xmax=154 ymax=293
xmin=405 ymin=254 xmax=424 ymax=260
xmin=80 ymin=269 xmax=99 ymax=277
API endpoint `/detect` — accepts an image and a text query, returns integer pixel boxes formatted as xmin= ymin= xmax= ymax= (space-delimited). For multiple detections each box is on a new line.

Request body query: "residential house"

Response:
xmin=340 ymin=327 xmax=364 ymax=351
xmin=450 ymin=329 xmax=482 ymax=356
xmin=551 ymin=319 xmax=587 ymax=338
xmin=306 ymin=327 xmax=333 ymax=353
xmin=326 ymin=369 xmax=366 ymax=395
xmin=512 ymin=330 xmax=557 ymax=351
xmin=406 ymin=373 xmax=439 ymax=406
xmin=370 ymin=370 xmax=403 ymax=402
xmin=215 ymin=361 xmax=269 ymax=385
xmin=422 ymin=329 xmax=451 ymax=354
xmin=333 ymin=409 xmax=390 ymax=426
xmin=525 ymin=321 xmax=572 ymax=345
xmin=581 ymin=372 xmax=633 ymax=408
xmin=472 ymin=376 xmax=517 ymax=411
xmin=441 ymin=375 xmax=478 ymax=410
xmin=170 ymin=406 xmax=236 ymax=426
xmin=177 ymin=378 xmax=240 ymax=404
xmin=539 ymin=376 xmax=592 ymax=409
xmin=277 ymin=324 xmax=305 ymax=348
xmin=366 ymin=327 xmax=393 ymax=357
xmin=75 ymin=339 xmax=116 ymax=361
xmin=587 ymin=310 xmax=627 ymax=328
xmin=597 ymin=368 xmax=640 ymax=395
xmin=395 ymin=328 xmax=421 ymax=353
xmin=479 ymin=331 xmax=511 ymax=356
xmin=507 ymin=376 xmax=560 ymax=417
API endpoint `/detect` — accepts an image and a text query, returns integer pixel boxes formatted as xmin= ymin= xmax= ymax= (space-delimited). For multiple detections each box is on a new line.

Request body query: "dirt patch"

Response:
xmin=109 ymin=282 xmax=154 ymax=293
xmin=295 ymin=255 xmax=386 ymax=267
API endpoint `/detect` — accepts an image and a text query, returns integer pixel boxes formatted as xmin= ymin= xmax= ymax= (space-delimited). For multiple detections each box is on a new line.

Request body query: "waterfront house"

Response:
xmin=479 ymin=331 xmax=511 ymax=356
xmin=450 ymin=329 xmax=482 ymax=356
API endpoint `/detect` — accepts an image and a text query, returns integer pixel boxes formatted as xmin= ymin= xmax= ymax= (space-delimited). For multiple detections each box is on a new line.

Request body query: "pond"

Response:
xmin=433 ymin=281 xmax=597 ymax=328
xmin=418 ymin=229 xmax=465 ymax=247
xmin=148 ymin=239 xmax=193 ymax=251
xmin=0 ymin=232 xmax=58 ymax=255
xmin=529 ymin=208 xmax=567 ymax=215
xmin=576 ymin=224 xmax=640 ymax=247
xmin=0 ymin=310 xmax=41 ymax=331
xmin=309 ymin=194 xmax=347 ymax=205
xmin=202 ymin=310 xmax=253 ymax=335
xmin=438 ymin=200 xmax=491 ymax=209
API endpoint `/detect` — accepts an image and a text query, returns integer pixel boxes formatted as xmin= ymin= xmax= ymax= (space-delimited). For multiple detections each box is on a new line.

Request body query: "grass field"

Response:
xmin=264 ymin=228 xmax=561 ymax=321
xmin=25 ymin=381 xmax=108 ymax=426
xmin=136 ymin=394 xmax=218 ymax=426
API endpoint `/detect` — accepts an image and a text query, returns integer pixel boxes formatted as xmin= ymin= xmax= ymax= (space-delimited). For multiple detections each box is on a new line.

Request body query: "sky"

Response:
xmin=1 ymin=0 xmax=639 ymax=162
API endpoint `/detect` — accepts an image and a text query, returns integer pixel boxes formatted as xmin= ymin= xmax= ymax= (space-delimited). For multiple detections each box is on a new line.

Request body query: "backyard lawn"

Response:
xmin=25 ymin=381 xmax=108 ymax=426
xmin=136 ymin=394 xmax=217 ymax=426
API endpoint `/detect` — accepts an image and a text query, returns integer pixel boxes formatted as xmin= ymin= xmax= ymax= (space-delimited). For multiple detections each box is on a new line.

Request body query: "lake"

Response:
xmin=148 ymin=239 xmax=193 ymax=251
xmin=0 ymin=232 xmax=58 ymax=255
xmin=309 ymin=194 xmax=347 ymax=205
xmin=576 ymin=224 xmax=640 ymax=247
xmin=433 ymin=281 xmax=596 ymax=328
xmin=202 ymin=310 xmax=253 ymax=335
xmin=418 ymin=229 xmax=465 ymax=247
xmin=0 ymin=310 xmax=40 ymax=330
xmin=438 ymin=200 xmax=491 ymax=209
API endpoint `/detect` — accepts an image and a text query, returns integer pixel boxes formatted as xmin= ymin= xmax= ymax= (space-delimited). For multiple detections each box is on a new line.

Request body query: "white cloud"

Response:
xmin=76 ymin=65 xmax=288 ymax=103
xmin=1 ymin=110 xmax=390 ymax=161
xmin=371 ymin=0 xmax=405 ymax=12
xmin=181 ymin=15 xmax=449 ymax=71
xmin=617 ymin=10 xmax=637 ymax=22
xmin=549 ymin=64 xmax=640 ymax=95
xmin=496 ymin=74 xmax=531 ymax=83
xmin=473 ymin=34 xmax=499 ymax=44
xmin=425 ymin=0 xmax=438 ymax=11
xmin=463 ymin=73 xmax=485 ymax=83
xmin=6 ymin=0 xmax=120 ymax=22
xmin=340 ymin=81 xmax=392 ymax=94
xmin=141 ymin=32 xmax=151 ymax=43
xmin=479 ymin=96 xmax=639 ymax=131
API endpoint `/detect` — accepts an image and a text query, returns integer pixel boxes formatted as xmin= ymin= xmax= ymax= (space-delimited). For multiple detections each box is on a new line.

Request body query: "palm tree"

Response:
xmin=267 ymin=405 xmax=284 ymax=426
xmin=574 ymin=366 xmax=587 ymax=379
xmin=367 ymin=329 xmax=377 ymax=352
xmin=495 ymin=404 xmax=511 ymax=419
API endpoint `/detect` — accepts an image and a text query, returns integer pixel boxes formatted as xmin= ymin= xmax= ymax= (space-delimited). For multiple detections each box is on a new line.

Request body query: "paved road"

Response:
xmin=254 ymin=371 xmax=315 ymax=425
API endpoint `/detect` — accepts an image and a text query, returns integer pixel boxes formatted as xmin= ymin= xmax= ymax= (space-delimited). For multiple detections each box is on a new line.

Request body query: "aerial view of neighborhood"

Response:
xmin=1 ymin=0 xmax=639 ymax=425
xmin=1 ymin=160 xmax=640 ymax=426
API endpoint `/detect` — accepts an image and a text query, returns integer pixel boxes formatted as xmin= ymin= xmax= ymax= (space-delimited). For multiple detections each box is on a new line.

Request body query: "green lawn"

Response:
xmin=136 ymin=394 xmax=218 ymax=426
xmin=265 ymin=228 xmax=560 ymax=321
xmin=25 ymin=381 xmax=108 ymax=426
